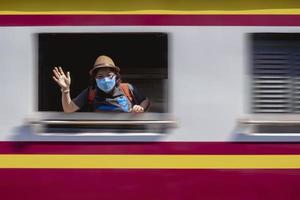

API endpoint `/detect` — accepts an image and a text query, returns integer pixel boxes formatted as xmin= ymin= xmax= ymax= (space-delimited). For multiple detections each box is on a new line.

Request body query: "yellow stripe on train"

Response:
xmin=1 ymin=0 xmax=300 ymax=15
xmin=2 ymin=10 xmax=300 ymax=15
xmin=0 ymin=155 xmax=300 ymax=169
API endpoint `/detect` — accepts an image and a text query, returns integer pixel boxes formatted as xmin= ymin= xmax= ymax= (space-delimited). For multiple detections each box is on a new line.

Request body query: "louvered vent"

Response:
xmin=252 ymin=33 xmax=300 ymax=113
xmin=293 ymin=52 xmax=300 ymax=112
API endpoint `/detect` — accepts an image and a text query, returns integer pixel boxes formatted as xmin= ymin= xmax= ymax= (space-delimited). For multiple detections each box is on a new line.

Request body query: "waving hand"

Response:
xmin=52 ymin=67 xmax=71 ymax=90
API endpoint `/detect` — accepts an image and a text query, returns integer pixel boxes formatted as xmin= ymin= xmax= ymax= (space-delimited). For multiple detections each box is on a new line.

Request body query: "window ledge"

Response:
xmin=27 ymin=112 xmax=177 ymax=136
xmin=238 ymin=114 xmax=300 ymax=136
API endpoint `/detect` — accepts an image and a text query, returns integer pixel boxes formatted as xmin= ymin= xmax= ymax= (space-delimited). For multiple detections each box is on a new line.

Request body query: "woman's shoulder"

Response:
xmin=126 ymin=83 xmax=134 ymax=91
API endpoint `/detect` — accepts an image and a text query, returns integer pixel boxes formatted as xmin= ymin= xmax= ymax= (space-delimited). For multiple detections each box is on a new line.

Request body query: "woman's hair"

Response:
xmin=89 ymin=68 xmax=121 ymax=89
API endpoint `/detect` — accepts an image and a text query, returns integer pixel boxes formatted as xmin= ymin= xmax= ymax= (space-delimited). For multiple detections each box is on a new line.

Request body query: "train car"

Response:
xmin=1 ymin=0 xmax=300 ymax=199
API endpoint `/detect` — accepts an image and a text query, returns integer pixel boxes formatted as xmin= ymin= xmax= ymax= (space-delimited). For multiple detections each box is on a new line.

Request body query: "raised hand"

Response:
xmin=52 ymin=66 xmax=71 ymax=90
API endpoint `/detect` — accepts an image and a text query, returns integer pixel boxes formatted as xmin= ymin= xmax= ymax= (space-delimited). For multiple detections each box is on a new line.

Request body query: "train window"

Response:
xmin=38 ymin=33 xmax=168 ymax=113
xmin=33 ymin=32 xmax=174 ymax=135
xmin=237 ymin=33 xmax=300 ymax=139
xmin=251 ymin=33 xmax=300 ymax=113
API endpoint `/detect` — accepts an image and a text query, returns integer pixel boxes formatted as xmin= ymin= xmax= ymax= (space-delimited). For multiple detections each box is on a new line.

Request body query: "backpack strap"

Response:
xmin=119 ymin=83 xmax=134 ymax=103
xmin=87 ymin=87 xmax=96 ymax=111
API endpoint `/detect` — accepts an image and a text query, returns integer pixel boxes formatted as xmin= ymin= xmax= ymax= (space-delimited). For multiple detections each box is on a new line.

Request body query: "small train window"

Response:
xmin=236 ymin=33 xmax=300 ymax=139
xmin=38 ymin=32 xmax=168 ymax=114
xmin=251 ymin=33 xmax=300 ymax=113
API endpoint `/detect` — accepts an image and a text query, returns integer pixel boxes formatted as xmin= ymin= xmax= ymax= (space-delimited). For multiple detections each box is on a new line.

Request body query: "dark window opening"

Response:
xmin=38 ymin=32 xmax=168 ymax=113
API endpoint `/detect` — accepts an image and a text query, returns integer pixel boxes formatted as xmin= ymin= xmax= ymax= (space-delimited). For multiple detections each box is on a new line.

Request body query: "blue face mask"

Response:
xmin=96 ymin=76 xmax=116 ymax=93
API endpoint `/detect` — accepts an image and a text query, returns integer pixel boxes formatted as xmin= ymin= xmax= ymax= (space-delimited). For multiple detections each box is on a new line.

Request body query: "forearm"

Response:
xmin=61 ymin=89 xmax=79 ymax=113
xmin=140 ymin=97 xmax=150 ymax=111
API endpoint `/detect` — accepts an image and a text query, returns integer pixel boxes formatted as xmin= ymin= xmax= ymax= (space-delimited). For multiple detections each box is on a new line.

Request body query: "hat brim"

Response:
xmin=89 ymin=64 xmax=120 ymax=75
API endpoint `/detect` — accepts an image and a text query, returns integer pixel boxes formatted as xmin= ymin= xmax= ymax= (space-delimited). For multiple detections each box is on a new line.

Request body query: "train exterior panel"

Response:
xmin=1 ymin=1 xmax=300 ymax=199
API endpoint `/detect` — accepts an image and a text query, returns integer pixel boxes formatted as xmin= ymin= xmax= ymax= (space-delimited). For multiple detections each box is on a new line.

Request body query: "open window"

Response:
xmin=30 ymin=32 xmax=176 ymax=135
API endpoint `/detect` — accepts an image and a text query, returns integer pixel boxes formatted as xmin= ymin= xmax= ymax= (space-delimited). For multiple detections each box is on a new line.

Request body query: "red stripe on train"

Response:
xmin=1 ymin=169 xmax=300 ymax=200
xmin=1 ymin=15 xmax=300 ymax=26
xmin=1 ymin=142 xmax=300 ymax=154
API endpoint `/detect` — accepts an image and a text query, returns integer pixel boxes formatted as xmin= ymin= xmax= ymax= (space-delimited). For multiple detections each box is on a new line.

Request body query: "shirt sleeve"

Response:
xmin=72 ymin=88 xmax=88 ymax=109
xmin=128 ymin=84 xmax=147 ymax=105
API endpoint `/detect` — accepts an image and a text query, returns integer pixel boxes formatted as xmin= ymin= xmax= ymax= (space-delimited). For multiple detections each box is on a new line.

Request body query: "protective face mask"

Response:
xmin=96 ymin=75 xmax=116 ymax=93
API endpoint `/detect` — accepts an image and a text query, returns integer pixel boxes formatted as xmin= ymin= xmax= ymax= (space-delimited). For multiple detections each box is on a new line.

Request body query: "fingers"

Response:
xmin=52 ymin=66 xmax=70 ymax=89
xmin=53 ymin=66 xmax=69 ymax=79
xmin=138 ymin=106 xmax=144 ymax=112
xmin=52 ymin=76 xmax=65 ymax=88
xmin=131 ymin=105 xmax=144 ymax=113
xmin=52 ymin=76 xmax=59 ymax=83
xmin=53 ymin=67 xmax=61 ymax=79
xmin=59 ymin=66 xmax=66 ymax=77
xmin=67 ymin=71 xmax=71 ymax=80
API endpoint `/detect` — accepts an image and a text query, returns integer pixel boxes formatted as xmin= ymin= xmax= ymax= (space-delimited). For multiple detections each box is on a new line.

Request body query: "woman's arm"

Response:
xmin=61 ymin=89 xmax=79 ymax=113
xmin=131 ymin=98 xmax=150 ymax=112
xmin=139 ymin=97 xmax=150 ymax=111
xmin=129 ymin=84 xmax=150 ymax=113
xmin=53 ymin=67 xmax=79 ymax=113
